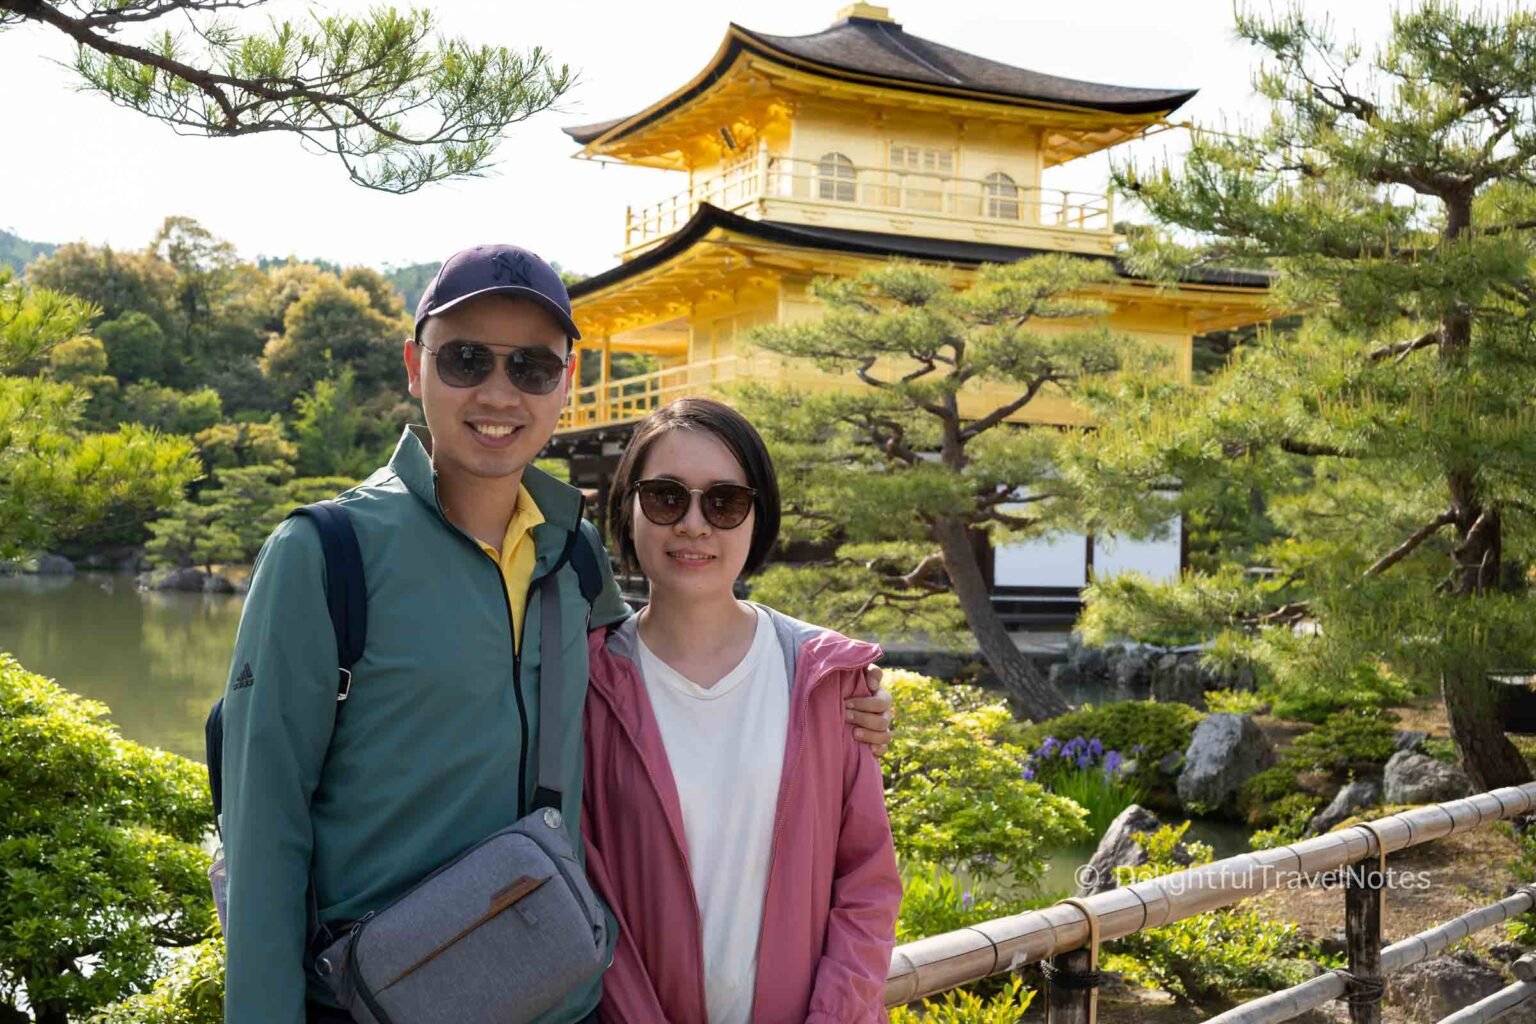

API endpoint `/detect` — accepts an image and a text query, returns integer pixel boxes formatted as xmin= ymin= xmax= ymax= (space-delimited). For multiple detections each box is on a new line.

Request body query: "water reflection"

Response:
xmin=0 ymin=572 xmax=243 ymax=760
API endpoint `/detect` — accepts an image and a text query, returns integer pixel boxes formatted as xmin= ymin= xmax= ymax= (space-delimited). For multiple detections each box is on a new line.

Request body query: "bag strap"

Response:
xmin=530 ymin=522 xmax=607 ymax=813
xmin=282 ymin=501 xmax=367 ymax=958
xmin=286 ymin=500 xmax=367 ymax=699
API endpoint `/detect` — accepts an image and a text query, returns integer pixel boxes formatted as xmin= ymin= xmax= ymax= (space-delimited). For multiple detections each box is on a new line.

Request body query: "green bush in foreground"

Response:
xmin=882 ymin=670 xmax=1089 ymax=883
xmin=1110 ymin=824 xmax=1330 ymax=1008
xmin=90 ymin=938 xmax=224 ymax=1024
xmin=889 ymin=975 xmax=1035 ymax=1024
xmin=0 ymin=654 xmax=214 ymax=1024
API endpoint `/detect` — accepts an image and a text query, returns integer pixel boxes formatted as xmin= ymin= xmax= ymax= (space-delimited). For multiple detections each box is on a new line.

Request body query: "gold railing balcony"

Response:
xmin=623 ymin=153 xmax=1114 ymax=254
xmin=559 ymin=355 xmax=740 ymax=432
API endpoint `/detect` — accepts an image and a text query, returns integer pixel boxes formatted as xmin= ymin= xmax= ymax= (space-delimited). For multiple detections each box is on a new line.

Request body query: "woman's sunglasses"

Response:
xmin=633 ymin=479 xmax=757 ymax=530
xmin=417 ymin=340 xmax=570 ymax=394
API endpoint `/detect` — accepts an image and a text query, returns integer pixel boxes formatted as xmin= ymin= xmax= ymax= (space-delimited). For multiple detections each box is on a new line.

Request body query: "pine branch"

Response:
xmin=1363 ymin=510 xmax=1456 ymax=577
xmin=1368 ymin=328 xmax=1442 ymax=363
xmin=958 ymin=378 xmax=1050 ymax=441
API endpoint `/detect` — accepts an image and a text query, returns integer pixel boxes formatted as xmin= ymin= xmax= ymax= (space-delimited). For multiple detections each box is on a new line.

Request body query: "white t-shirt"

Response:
xmin=637 ymin=605 xmax=790 ymax=1024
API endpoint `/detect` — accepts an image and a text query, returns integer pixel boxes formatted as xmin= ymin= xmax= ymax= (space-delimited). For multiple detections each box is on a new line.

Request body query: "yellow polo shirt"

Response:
xmin=476 ymin=483 xmax=545 ymax=653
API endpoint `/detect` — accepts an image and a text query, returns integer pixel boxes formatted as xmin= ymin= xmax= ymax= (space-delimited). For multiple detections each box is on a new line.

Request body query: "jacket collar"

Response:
xmin=389 ymin=425 xmax=588 ymax=571
xmin=593 ymin=603 xmax=882 ymax=727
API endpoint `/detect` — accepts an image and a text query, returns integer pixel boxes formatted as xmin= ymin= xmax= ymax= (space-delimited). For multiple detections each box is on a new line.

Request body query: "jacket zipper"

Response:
xmin=433 ymin=492 xmax=533 ymax=818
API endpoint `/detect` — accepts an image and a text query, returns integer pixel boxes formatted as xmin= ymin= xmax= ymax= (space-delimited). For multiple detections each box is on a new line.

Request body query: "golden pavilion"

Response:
xmin=551 ymin=3 xmax=1271 ymax=614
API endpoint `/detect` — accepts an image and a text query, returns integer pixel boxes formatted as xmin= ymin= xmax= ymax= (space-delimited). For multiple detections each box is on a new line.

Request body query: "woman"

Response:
xmin=582 ymin=398 xmax=902 ymax=1023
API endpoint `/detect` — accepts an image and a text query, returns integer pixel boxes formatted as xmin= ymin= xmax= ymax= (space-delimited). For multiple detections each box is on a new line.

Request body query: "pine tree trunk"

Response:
xmin=932 ymin=515 xmax=1072 ymax=721
xmin=1443 ymin=667 xmax=1531 ymax=790
xmin=1435 ymin=194 xmax=1528 ymax=790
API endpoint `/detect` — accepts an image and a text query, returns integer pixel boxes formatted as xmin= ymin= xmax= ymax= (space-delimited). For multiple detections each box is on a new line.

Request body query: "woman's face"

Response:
xmin=630 ymin=428 xmax=755 ymax=600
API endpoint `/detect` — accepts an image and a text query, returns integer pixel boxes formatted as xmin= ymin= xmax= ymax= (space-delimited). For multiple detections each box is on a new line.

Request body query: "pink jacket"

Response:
xmin=582 ymin=608 xmax=902 ymax=1024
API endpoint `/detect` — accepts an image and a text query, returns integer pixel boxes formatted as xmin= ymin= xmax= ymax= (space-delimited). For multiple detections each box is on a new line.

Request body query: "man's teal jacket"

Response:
xmin=220 ymin=425 xmax=631 ymax=1024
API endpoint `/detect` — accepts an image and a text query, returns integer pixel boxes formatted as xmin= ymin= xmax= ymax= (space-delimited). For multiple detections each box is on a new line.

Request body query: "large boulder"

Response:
xmin=1384 ymin=750 xmax=1473 ymax=805
xmin=1308 ymin=779 xmax=1382 ymax=835
xmin=1177 ymin=713 xmax=1277 ymax=813
xmin=1394 ymin=730 xmax=1429 ymax=753
xmin=1074 ymin=804 xmax=1195 ymax=896
xmin=137 ymin=567 xmax=214 ymax=592
xmin=1388 ymin=954 xmax=1505 ymax=1023
xmin=25 ymin=554 xmax=75 ymax=575
xmin=1112 ymin=649 xmax=1155 ymax=692
xmin=1152 ymin=658 xmax=1207 ymax=709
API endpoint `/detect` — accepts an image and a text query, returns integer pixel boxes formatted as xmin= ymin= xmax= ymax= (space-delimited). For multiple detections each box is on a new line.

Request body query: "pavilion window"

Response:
xmin=984 ymin=172 xmax=1020 ymax=220
xmin=816 ymin=152 xmax=857 ymax=202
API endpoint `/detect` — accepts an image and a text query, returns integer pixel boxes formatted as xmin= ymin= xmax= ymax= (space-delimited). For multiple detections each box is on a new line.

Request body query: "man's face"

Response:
xmin=404 ymin=295 xmax=573 ymax=487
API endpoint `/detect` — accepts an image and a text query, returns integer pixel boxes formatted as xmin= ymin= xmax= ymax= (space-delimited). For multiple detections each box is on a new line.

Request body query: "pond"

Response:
xmin=0 ymin=572 xmax=1254 ymax=876
xmin=0 ymin=572 xmax=242 ymax=760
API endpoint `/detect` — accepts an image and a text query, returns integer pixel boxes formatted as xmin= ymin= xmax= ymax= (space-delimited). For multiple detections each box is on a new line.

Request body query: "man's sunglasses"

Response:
xmin=633 ymin=479 xmax=757 ymax=530
xmin=417 ymin=339 xmax=570 ymax=394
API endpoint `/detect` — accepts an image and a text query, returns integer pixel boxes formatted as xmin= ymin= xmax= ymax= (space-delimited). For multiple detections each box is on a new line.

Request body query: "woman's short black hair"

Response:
xmin=605 ymin=397 xmax=781 ymax=576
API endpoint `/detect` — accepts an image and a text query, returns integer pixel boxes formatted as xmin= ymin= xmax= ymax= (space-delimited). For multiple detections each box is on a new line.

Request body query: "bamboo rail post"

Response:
xmin=1345 ymin=822 xmax=1389 ymax=1024
xmin=1045 ymin=897 xmax=1102 ymax=1024
xmin=1514 ymin=953 xmax=1536 ymax=982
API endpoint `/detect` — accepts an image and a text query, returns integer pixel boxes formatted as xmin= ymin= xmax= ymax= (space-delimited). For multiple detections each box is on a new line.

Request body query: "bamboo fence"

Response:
xmin=885 ymin=782 xmax=1536 ymax=1024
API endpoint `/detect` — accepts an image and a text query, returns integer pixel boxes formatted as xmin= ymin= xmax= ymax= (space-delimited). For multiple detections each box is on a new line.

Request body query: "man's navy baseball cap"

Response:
xmin=414 ymin=244 xmax=581 ymax=342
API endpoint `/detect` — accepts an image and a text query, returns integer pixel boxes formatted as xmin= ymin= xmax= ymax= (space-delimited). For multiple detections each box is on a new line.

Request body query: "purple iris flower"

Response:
xmin=1040 ymin=736 xmax=1059 ymax=757
xmin=1023 ymin=766 xmax=1036 ymax=781
xmin=1103 ymin=750 xmax=1123 ymax=776
xmin=961 ymin=889 xmax=975 ymax=911
xmin=1087 ymin=737 xmax=1104 ymax=757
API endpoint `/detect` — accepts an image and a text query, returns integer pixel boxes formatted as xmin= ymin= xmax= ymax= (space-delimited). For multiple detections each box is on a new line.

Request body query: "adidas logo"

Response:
xmin=233 ymin=663 xmax=255 ymax=690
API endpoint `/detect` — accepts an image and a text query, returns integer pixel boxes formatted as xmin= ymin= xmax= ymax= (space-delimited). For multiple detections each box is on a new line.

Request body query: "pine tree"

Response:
xmin=743 ymin=257 xmax=1167 ymax=721
xmin=1075 ymin=2 xmax=1536 ymax=787
xmin=0 ymin=0 xmax=572 ymax=192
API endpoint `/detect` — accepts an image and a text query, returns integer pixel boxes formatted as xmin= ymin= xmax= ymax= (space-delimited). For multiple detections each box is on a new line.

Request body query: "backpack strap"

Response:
xmin=530 ymin=522 xmax=608 ymax=813
xmin=205 ymin=501 xmax=367 ymax=832
xmin=287 ymin=500 xmax=367 ymax=699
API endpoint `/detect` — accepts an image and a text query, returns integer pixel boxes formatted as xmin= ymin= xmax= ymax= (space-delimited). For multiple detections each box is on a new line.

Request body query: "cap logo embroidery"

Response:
xmin=491 ymin=251 xmax=530 ymax=284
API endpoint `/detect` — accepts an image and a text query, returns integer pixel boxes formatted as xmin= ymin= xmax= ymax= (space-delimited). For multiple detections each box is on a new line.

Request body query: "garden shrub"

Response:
xmin=883 ymin=670 xmax=1088 ymax=882
xmin=889 ymin=975 xmax=1034 ymax=1024
xmin=90 ymin=938 xmax=224 ymax=1024
xmin=1109 ymin=823 xmax=1331 ymax=1009
xmin=1011 ymin=701 xmax=1203 ymax=793
xmin=896 ymin=862 xmax=1037 ymax=944
xmin=0 ymin=654 xmax=214 ymax=1024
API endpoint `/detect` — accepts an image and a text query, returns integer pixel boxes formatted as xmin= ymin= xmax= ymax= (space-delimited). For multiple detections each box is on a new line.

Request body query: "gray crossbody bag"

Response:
xmin=312 ymin=566 xmax=609 ymax=1024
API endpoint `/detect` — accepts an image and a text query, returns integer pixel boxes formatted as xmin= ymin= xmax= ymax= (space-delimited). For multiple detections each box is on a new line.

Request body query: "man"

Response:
xmin=219 ymin=245 xmax=894 ymax=1024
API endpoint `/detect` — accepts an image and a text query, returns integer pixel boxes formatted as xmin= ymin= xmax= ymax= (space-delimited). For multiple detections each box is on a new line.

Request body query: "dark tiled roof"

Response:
xmin=564 ymin=17 xmax=1195 ymax=146
xmin=567 ymin=203 xmax=1271 ymax=299
xmin=741 ymin=18 xmax=1195 ymax=113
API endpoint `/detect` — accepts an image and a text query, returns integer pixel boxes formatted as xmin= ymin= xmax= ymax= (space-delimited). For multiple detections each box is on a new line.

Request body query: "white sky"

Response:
xmin=0 ymin=0 xmax=1423 ymax=275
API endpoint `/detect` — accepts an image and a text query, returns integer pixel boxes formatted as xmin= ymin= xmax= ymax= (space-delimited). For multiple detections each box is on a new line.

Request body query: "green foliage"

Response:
xmin=104 ymin=383 xmax=225 ymax=435
xmin=1241 ymin=708 xmax=1394 ymax=836
xmin=90 ymin=937 xmax=224 ymax=1024
xmin=292 ymin=368 xmax=372 ymax=477
xmin=0 ymin=654 xmax=213 ymax=1023
xmin=13 ymin=2 xmax=575 ymax=193
xmin=1077 ymin=2 xmax=1536 ymax=785
xmin=1013 ymin=701 xmax=1203 ymax=792
xmin=1048 ymin=765 xmax=1145 ymax=838
xmin=889 ymin=975 xmax=1035 ymax=1024
xmin=193 ymin=419 xmax=297 ymax=472
xmin=1500 ymin=821 xmax=1536 ymax=946
xmin=881 ymin=670 xmax=1089 ymax=881
xmin=1205 ymin=689 xmax=1270 ymax=715
xmin=738 ymin=254 xmax=1165 ymax=685
xmin=47 ymin=335 xmax=109 ymax=379
xmin=0 ymin=271 xmax=200 ymax=558
xmin=260 ymin=275 xmax=407 ymax=395
xmin=1110 ymin=823 xmax=1325 ymax=1008
xmin=895 ymin=862 xmax=1035 ymax=945
xmin=1249 ymin=793 xmax=1324 ymax=849
xmin=97 ymin=311 xmax=173 ymax=382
